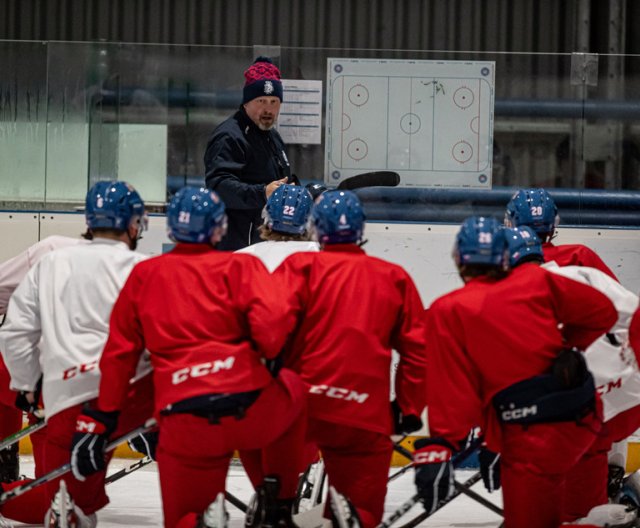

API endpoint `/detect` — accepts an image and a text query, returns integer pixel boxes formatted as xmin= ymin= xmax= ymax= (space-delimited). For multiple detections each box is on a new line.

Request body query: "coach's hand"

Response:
xmin=70 ymin=407 xmax=119 ymax=481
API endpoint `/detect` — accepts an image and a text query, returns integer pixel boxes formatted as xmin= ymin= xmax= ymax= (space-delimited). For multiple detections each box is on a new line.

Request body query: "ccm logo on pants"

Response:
xmin=308 ymin=384 xmax=369 ymax=403
xmin=172 ymin=357 xmax=235 ymax=385
xmin=501 ymin=404 xmax=537 ymax=421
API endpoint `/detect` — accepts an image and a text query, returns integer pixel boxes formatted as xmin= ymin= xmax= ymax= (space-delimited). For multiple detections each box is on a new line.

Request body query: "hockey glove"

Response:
xmin=15 ymin=376 xmax=44 ymax=418
xmin=413 ymin=437 xmax=455 ymax=514
xmin=70 ymin=407 xmax=119 ymax=481
xmin=478 ymin=447 xmax=501 ymax=492
xmin=391 ymin=400 xmax=423 ymax=434
xmin=127 ymin=430 xmax=159 ymax=460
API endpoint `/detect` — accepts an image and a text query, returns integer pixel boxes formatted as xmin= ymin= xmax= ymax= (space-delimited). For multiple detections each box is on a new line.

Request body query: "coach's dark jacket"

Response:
xmin=204 ymin=107 xmax=291 ymax=250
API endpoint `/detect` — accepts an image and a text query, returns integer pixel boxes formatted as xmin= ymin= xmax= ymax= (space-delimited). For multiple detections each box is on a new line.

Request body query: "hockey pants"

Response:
xmin=158 ymin=368 xmax=306 ymax=528
xmin=308 ymin=418 xmax=393 ymax=528
xmin=44 ymin=374 xmax=154 ymax=515
xmin=500 ymin=410 xmax=601 ymax=528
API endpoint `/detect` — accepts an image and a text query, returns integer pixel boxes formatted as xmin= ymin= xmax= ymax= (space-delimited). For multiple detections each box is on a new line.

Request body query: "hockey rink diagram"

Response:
xmin=325 ymin=58 xmax=495 ymax=188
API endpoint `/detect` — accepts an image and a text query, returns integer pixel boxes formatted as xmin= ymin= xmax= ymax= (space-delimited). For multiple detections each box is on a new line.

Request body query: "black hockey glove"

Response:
xmin=128 ymin=430 xmax=159 ymax=460
xmin=391 ymin=400 xmax=422 ymax=434
xmin=15 ymin=376 xmax=43 ymax=418
xmin=70 ymin=407 xmax=118 ymax=481
xmin=413 ymin=437 xmax=455 ymax=514
xmin=478 ymin=447 xmax=501 ymax=492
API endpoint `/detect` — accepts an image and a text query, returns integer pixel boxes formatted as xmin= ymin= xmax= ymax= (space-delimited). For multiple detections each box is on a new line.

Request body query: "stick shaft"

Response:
xmin=105 ymin=455 xmax=247 ymax=513
xmin=0 ymin=420 xmax=45 ymax=451
xmin=0 ymin=417 xmax=157 ymax=505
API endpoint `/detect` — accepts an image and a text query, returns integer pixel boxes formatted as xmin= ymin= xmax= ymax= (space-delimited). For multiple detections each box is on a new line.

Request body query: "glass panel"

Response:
xmin=0 ymin=41 xmax=638 ymax=228
xmin=0 ymin=41 xmax=47 ymax=204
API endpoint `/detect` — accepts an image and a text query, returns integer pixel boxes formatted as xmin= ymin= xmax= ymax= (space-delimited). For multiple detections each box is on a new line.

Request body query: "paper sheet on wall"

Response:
xmin=277 ymin=80 xmax=323 ymax=144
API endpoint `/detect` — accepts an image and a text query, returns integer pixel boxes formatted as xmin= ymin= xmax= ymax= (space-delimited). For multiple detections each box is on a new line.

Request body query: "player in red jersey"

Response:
xmin=71 ymin=187 xmax=306 ymax=528
xmin=416 ymin=216 xmax=616 ymax=528
xmin=275 ymin=190 xmax=427 ymax=528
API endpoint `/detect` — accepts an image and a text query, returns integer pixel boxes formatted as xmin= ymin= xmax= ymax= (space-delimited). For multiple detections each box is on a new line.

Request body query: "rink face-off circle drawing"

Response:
xmin=325 ymin=58 xmax=495 ymax=189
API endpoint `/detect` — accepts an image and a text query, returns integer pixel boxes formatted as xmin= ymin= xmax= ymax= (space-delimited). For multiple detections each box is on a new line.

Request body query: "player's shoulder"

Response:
xmin=229 ymin=251 xmax=271 ymax=272
xmin=33 ymin=235 xmax=84 ymax=254
xmin=277 ymin=247 xmax=318 ymax=267
xmin=360 ymin=252 xmax=413 ymax=278
xmin=428 ymin=284 xmax=468 ymax=313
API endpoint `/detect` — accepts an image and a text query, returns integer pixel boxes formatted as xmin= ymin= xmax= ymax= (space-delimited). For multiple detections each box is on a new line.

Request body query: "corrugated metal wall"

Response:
xmin=1 ymin=0 xmax=579 ymax=52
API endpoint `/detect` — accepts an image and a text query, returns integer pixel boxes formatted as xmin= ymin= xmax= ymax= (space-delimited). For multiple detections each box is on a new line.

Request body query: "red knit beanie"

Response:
xmin=242 ymin=56 xmax=283 ymax=104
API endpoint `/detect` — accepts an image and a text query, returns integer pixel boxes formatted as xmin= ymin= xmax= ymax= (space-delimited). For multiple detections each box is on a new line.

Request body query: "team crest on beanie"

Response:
xmin=243 ymin=56 xmax=284 ymax=104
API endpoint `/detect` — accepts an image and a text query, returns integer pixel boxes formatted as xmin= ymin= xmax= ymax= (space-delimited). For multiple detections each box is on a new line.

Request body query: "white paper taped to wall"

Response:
xmin=277 ymin=79 xmax=323 ymax=145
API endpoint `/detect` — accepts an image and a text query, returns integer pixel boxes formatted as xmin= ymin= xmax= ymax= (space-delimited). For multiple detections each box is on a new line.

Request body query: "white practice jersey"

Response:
xmin=236 ymin=240 xmax=319 ymax=272
xmin=0 ymin=238 xmax=149 ymax=420
xmin=0 ymin=235 xmax=87 ymax=315
xmin=543 ymin=261 xmax=640 ymax=421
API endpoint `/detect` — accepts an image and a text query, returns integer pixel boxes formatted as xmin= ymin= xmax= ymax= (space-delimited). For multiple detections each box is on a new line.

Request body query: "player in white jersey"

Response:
xmin=0 ymin=235 xmax=87 ymax=487
xmin=0 ymin=181 xmax=153 ymax=527
xmin=505 ymin=226 xmax=640 ymax=520
xmin=0 ymin=236 xmax=87 ymax=527
xmin=236 ymin=184 xmax=318 ymax=271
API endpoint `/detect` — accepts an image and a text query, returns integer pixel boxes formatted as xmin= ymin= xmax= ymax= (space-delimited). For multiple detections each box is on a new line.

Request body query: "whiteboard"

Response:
xmin=325 ymin=58 xmax=495 ymax=189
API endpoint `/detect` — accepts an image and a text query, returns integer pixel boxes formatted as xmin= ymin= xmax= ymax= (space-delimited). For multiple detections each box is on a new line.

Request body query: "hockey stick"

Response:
xmin=0 ymin=417 xmax=157 ymax=505
xmin=104 ymin=455 xmax=153 ymax=485
xmin=390 ymin=472 xmax=484 ymax=528
xmin=377 ymin=438 xmax=485 ymax=528
xmin=388 ymin=460 xmax=413 ymax=483
xmin=386 ymin=470 xmax=504 ymax=528
xmin=0 ymin=419 xmax=45 ymax=451
xmin=103 ymin=455 xmax=247 ymax=512
xmin=453 ymin=479 xmax=503 ymax=516
xmin=225 ymin=490 xmax=248 ymax=513
xmin=335 ymin=171 xmax=400 ymax=191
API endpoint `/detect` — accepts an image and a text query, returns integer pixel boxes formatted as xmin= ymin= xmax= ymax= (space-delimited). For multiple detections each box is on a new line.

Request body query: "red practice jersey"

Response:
xmin=543 ymin=241 xmax=618 ymax=281
xmin=425 ymin=263 xmax=617 ymax=451
xmin=97 ymin=245 xmax=296 ymax=414
xmin=276 ymin=244 xmax=427 ymax=435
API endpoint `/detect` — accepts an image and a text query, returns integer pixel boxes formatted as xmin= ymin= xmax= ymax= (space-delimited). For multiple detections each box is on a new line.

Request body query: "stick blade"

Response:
xmin=336 ymin=171 xmax=400 ymax=190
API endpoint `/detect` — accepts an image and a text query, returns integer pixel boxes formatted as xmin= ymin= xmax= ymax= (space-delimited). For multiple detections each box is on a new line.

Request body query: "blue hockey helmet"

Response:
xmin=310 ymin=190 xmax=365 ymax=244
xmin=505 ymin=188 xmax=558 ymax=235
xmin=167 ymin=186 xmax=227 ymax=244
xmin=264 ymin=184 xmax=314 ymax=235
xmin=453 ymin=216 xmax=508 ymax=267
xmin=504 ymin=226 xmax=544 ymax=268
xmin=85 ymin=181 xmax=145 ymax=231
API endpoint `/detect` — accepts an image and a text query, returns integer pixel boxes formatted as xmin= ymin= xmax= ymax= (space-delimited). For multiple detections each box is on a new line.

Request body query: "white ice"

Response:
xmin=12 ymin=456 xmax=504 ymax=527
